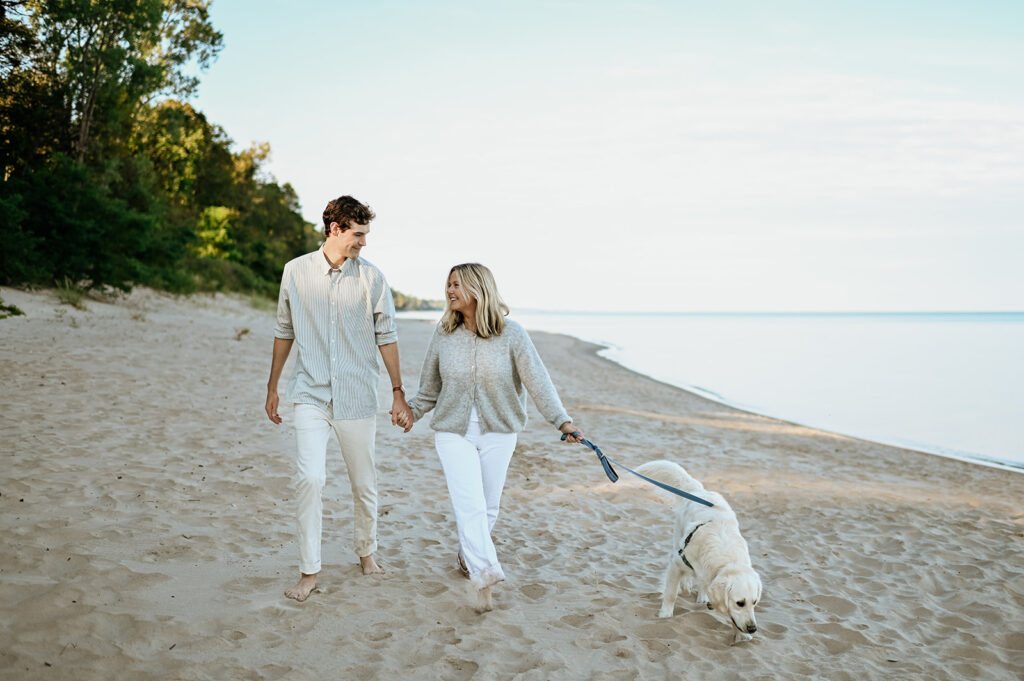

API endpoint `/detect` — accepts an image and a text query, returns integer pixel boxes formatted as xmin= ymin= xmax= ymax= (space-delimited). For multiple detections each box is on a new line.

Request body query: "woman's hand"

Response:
xmin=390 ymin=407 xmax=414 ymax=432
xmin=559 ymin=421 xmax=584 ymax=443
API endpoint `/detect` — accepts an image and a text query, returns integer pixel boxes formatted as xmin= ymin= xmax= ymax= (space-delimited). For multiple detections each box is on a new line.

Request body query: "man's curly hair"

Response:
xmin=322 ymin=196 xmax=376 ymax=237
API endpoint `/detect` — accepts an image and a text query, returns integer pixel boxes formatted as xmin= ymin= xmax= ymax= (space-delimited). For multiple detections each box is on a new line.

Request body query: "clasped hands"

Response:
xmin=389 ymin=395 xmax=414 ymax=433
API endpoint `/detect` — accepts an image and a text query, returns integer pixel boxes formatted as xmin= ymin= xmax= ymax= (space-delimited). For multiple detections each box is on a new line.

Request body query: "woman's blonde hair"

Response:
xmin=438 ymin=263 xmax=509 ymax=338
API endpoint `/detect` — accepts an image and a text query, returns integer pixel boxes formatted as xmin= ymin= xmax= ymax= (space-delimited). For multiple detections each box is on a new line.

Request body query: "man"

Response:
xmin=265 ymin=195 xmax=413 ymax=602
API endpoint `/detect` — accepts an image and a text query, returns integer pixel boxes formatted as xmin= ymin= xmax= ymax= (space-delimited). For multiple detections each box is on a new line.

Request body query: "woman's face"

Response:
xmin=447 ymin=272 xmax=476 ymax=315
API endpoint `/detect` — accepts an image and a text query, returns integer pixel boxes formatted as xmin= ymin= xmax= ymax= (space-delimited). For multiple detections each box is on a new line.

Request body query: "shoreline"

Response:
xmin=593 ymin=347 xmax=1024 ymax=475
xmin=2 ymin=287 xmax=1022 ymax=680
xmin=398 ymin=310 xmax=1024 ymax=474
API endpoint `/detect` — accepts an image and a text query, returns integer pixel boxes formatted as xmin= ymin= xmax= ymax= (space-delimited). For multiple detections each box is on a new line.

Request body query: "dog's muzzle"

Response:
xmin=731 ymin=617 xmax=757 ymax=634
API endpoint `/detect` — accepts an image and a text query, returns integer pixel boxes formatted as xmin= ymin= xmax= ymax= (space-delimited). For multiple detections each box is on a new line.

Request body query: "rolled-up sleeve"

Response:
xmin=273 ymin=265 xmax=295 ymax=340
xmin=373 ymin=276 xmax=398 ymax=346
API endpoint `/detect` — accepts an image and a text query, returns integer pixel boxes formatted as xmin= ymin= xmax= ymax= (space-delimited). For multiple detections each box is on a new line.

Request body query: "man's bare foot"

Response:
xmin=360 ymin=555 xmax=384 ymax=575
xmin=284 ymin=573 xmax=318 ymax=602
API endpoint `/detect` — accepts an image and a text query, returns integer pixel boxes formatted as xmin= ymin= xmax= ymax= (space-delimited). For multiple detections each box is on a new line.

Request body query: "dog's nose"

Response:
xmin=707 ymin=603 xmax=714 ymax=610
xmin=746 ymin=624 xmax=757 ymax=634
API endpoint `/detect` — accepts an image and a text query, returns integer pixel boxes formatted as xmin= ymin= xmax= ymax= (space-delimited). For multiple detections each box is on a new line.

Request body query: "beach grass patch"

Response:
xmin=246 ymin=293 xmax=276 ymax=312
xmin=55 ymin=278 xmax=87 ymax=309
xmin=0 ymin=298 xmax=25 ymax=319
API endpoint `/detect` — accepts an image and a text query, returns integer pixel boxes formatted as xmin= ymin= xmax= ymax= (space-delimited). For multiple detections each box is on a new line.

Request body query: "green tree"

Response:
xmin=1 ymin=1 xmax=322 ymax=297
xmin=20 ymin=0 xmax=222 ymax=165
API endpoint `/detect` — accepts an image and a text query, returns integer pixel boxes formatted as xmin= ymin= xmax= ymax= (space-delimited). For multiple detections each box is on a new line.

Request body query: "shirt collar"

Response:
xmin=317 ymin=246 xmax=359 ymax=276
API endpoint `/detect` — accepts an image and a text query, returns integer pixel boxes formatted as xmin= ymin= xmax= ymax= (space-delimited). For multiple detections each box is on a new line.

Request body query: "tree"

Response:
xmin=17 ymin=0 xmax=222 ymax=165
xmin=1 ymin=2 xmax=321 ymax=296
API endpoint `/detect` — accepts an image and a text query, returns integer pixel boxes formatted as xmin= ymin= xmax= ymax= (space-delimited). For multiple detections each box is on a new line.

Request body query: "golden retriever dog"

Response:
xmin=635 ymin=460 xmax=762 ymax=643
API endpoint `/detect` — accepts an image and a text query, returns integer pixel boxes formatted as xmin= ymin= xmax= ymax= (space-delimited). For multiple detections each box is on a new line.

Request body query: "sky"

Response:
xmin=190 ymin=0 xmax=1024 ymax=312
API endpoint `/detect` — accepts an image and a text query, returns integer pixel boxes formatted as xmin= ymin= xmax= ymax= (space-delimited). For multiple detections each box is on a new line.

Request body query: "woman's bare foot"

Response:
xmin=475 ymin=585 xmax=493 ymax=613
xmin=284 ymin=573 xmax=318 ymax=602
xmin=360 ymin=554 xmax=384 ymax=575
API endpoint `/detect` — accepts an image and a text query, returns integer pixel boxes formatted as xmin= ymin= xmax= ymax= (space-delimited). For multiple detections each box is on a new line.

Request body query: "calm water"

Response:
xmin=397 ymin=310 xmax=1024 ymax=471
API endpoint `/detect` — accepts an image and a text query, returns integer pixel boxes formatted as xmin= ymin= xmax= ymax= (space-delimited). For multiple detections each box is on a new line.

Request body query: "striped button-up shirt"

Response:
xmin=274 ymin=247 xmax=398 ymax=419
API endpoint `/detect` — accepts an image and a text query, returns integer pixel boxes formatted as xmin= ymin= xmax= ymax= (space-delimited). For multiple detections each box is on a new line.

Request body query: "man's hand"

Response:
xmin=266 ymin=337 xmax=293 ymax=425
xmin=390 ymin=393 xmax=413 ymax=433
xmin=266 ymin=389 xmax=282 ymax=424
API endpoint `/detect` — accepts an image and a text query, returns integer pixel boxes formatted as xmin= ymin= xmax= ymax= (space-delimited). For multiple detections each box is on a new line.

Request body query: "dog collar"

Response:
xmin=678 ymin=521 xmax=710 ymax=569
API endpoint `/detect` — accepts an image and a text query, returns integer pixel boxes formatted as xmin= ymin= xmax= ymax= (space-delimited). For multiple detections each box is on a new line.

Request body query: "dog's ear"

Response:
xmin=708 ymin=575 xmax=729 ymax=614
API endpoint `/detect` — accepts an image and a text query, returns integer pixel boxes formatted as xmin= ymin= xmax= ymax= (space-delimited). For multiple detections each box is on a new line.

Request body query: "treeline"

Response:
xmin=392 ymin=289 xmax=442 ymax=311
xmin=0 ymin=1 xmax=432 ymax=308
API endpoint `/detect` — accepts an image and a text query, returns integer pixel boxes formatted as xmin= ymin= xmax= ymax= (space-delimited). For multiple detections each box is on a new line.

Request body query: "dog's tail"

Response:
xmin=634 ymin=460 xmax=704 ymax=494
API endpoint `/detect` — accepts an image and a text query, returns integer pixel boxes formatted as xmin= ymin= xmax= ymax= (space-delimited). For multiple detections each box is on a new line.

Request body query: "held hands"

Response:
xmin=389 ymin=393 xmax=414 ymax=433
xmin=559 ymin=421 xmax=584 ymax=444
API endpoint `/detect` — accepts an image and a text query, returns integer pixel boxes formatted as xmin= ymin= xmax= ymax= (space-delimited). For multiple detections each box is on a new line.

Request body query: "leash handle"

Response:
xmin=561 ymin=432 xmax=619 ymax=482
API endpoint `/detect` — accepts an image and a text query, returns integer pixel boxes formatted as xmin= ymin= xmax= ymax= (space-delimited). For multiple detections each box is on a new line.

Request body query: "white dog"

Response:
xmin=635 ymin=460 xmax=763 ymax=643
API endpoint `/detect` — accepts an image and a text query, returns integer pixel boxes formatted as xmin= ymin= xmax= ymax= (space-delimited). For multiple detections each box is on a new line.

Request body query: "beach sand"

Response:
xmin=1 ymin=286 xmax=1022 ymax=681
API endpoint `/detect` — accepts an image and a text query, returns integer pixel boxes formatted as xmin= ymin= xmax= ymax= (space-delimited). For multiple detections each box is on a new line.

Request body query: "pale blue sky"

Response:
xmin=192 ymin=1 xmax=1023 ymax=311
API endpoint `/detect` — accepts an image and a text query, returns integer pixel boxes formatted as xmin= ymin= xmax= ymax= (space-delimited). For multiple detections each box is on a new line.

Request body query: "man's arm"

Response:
xmin=378 ymin=342 xmax=412 ymax=432
xmin=266 ymin=337 xmax=294 ymax=424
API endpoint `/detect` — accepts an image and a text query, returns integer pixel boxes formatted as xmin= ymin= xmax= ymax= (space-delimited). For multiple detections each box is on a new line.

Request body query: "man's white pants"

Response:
xmin=293 ymin=403 xmax=377 ymax=575
xmin=434 ymin=416 xmax=517 ymax=590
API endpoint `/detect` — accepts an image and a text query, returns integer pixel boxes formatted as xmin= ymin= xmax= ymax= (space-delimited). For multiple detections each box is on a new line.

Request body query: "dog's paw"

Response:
xmin=695 ymin=592 xmax=709 ymax=606
xmin=731 ymin=631 xmax=753 ymax=645
xmin=657 ymin=607 xmax=674 ymax=618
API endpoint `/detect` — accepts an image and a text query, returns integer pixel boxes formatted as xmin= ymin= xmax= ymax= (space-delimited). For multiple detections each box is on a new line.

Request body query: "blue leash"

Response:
xmin=561 ymin=433 xmax=714 ymax=508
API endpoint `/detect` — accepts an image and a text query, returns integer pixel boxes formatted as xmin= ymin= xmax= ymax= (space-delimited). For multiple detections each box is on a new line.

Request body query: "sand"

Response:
xmin=1 ymin=286 xmax=1022 ymax=681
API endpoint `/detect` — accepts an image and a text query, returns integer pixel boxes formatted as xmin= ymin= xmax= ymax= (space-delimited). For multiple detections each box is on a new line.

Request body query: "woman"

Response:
xmin=402 ymin=263 xmax=583 ymax=611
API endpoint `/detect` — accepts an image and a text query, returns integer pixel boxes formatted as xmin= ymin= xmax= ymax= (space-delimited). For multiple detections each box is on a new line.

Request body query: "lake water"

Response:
xmin=397 ymin=310 xmax=1024 ymax=472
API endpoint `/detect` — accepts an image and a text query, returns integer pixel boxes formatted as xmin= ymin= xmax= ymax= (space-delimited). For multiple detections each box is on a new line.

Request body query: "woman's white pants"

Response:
xmin=293 ymin=403 xmax=377 ymax=575
xmin=434 ymin=420 xmax=517 ymax=589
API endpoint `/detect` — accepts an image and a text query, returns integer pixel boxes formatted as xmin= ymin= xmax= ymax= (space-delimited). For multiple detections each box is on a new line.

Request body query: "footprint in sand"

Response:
xmin=558 ymin=613 xmax=594 ymax=628
xmin=440 ymin=657 xmax=478 ymax=681
xmin=808 ymin=594 xmax=857 ymax=617
xmin=427 ymin=626 xmax=461 ymax=645
xmin=258 ymin=631 xmax=284 ymax=649
xmin=806 ymin=622 xmax=872 ymax=655
xmin=1003 ymin=632 xmax=1024 ymax=651
xmin=252 ymin=663 xmax=292 ymax=680
xmin=590 ymin=596 xmax=620 ymax=608
xmin=574 ymin=626 xmax=627 ymax=650
xmin=362 ymin=629 xmax=393 ymax=648
xmin=519 ymin=583 xmax=546 ymax=600
xmin=636 ymin=621 xmax=679 ymax=640
xmin=416 ymin=581 xmax=448 ymax=597
xmin=757 ymin=621 xmax=787 ymax=639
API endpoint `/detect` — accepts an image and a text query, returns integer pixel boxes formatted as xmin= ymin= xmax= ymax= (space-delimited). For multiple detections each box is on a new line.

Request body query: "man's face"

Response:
xmin=329 ymin=221 xmax=369 ymax=259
